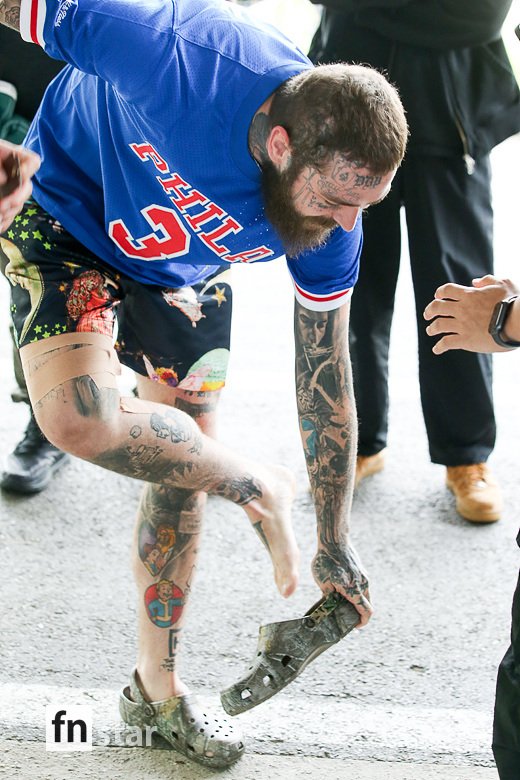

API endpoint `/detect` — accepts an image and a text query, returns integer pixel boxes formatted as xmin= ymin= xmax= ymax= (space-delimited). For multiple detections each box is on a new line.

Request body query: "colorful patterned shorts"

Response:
xmin=0 ymin=200 xmax=232 ymax=392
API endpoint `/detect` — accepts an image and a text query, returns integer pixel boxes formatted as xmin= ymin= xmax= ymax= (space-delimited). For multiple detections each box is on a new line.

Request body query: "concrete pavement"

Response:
xmin=0 ymin=743 xmax=501 ymax=780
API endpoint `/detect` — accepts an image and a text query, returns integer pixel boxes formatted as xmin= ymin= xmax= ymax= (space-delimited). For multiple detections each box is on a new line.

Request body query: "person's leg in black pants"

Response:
xmin=493 ymin=533 xmax=520 ymax=779
xmin=404 ymin=154 xmax=496 ymax=466
xmin=403 ymin=153 xmax=500 ymax=522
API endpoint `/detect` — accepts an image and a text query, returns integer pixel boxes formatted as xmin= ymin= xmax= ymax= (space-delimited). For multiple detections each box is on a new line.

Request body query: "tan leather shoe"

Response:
xmin=355 ymin=449 xmax=386 ymax=487
xmin=446 ymin=464 xmax=502 ymax=523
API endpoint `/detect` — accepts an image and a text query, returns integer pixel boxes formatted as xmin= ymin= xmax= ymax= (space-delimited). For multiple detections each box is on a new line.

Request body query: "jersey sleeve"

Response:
xmin=19 ymin=0 xmax=174 ymax=99
xmin=286 ymin=219 xmax=362 ymax=311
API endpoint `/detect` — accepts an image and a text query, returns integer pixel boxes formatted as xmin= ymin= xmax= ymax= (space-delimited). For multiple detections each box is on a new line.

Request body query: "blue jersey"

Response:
xmin=20 ymin=0 xmax=362 ymax=310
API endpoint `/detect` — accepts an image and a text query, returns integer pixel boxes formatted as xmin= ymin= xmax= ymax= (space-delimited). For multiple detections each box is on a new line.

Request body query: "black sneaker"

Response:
xmin=1 ymin=412 xmax=70 ymax=494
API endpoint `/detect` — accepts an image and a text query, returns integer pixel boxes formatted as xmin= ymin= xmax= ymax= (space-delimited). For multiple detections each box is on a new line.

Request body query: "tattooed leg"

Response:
xmin=131 ymin=380 xmax=298 ymax=701
xmin=25 ymin=344 xmax=301 ymax=596
xmin=133 ymin=379 xmax=212 ymax=700
xmin=134 ymin=481 xmax=204 ymax=700
xmin=24 ymin=343 xmax=300 ymax=601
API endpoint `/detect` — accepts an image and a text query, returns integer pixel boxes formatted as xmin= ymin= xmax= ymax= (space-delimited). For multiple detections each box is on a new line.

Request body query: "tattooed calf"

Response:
xmin=160 ymin=628 xmax=182 ymax=672
xmin=145 ymin=579 xmax=184 ymax=628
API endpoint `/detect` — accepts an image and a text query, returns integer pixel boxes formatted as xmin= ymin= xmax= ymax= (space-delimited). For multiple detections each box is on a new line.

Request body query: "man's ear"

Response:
xmin=266 ymin=125 xmax=291 ymax=169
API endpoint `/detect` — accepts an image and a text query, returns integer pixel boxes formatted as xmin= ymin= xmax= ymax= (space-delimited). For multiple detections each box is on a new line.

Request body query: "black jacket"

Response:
xmin=0 ymin=26 xmax=64 ymax=121
xmin=309 ymin=0 xmax=513 ymax=49
xmin=309 ymin=0 xmax=520 ymax=162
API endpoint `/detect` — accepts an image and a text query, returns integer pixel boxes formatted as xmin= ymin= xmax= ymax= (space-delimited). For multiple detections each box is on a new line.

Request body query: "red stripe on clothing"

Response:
xmin=29 ymin=0 xmax=40 ymax=44
xmin=294 ymin=282 xmax=350 ymax=303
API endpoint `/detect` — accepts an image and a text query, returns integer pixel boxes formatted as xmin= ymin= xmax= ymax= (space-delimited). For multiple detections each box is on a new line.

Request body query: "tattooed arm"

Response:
xmin=0 ymin=0 xmax=20 ymax=30
xmin=294 ymin=298 xmax=372 ymax=625
xmin=0 ymin=2 xmax=39 ymax=231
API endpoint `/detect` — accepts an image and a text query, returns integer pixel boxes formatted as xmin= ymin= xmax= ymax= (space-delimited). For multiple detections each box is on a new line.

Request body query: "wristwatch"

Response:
xmin=488 ymin=295 xmax=520 ymax=348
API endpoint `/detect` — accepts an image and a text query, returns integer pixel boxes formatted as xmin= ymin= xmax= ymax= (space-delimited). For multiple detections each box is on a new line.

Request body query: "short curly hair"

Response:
xmin=269 ymin=63 xmax=408 ymax=174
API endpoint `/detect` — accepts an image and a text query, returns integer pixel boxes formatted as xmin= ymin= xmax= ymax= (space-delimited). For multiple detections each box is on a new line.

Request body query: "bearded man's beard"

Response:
xmin=261 ymin=160 xmax=336 ymax=257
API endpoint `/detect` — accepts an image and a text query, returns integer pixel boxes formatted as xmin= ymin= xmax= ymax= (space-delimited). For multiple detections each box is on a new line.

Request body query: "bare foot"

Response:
xmin=242 ymin=465 xmax=300 ymax=598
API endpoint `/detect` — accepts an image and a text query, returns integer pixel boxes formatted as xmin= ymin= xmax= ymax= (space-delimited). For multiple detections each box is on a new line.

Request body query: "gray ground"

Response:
xmin=0 ymin=136 xmax=518 ymax=779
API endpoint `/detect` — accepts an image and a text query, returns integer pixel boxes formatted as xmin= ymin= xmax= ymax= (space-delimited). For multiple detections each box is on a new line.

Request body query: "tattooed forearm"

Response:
xmin=294 ymin=300 xmax=357 ymax=547
xmin=248 ymin=111 xmax=272 ymax=165
xmin=0 ymin=0 xmax=21 ymax=30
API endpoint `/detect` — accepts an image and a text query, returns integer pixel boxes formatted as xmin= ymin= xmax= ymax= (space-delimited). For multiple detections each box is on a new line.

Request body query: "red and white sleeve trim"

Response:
xmin=292 ymin=280 xmax=352 ymax=312
xmin=20 ymin=0 xmax=47 ymax=46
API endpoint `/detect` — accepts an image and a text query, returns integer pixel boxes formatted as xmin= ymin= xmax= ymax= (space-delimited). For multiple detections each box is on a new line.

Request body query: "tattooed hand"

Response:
xmin=0 ymin=141 xmax=40 ymax=233
xmin=312 ymin=544 xmax=372 ymax=626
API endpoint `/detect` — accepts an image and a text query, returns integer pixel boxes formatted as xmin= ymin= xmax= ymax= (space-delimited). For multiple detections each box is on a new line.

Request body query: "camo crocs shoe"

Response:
xmin=119 ymin=668 xmax=245 ymax=769
xmin=220 ymin=592 xmax=360 ymax=715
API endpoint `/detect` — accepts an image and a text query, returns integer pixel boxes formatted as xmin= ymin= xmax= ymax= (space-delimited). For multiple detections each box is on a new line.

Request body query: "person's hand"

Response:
xmin=0 ymin=140 xmax=40 ymax=233
xmin=312 ymin=543 xmax=372 ymax=626
xmin=423 ymin=276 xmax=520 ymax=354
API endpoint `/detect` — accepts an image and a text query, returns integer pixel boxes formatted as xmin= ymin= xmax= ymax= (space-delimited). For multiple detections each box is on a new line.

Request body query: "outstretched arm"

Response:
xmin=0 ymin=0 xmax=21 ymax=30
xmin=294 ymin=298 xmax=372 ymax=625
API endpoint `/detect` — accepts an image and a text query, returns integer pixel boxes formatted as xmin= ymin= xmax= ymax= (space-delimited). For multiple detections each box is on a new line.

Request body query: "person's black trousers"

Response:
xmin=493 ymin=532 xmax=520 ymax=779
xmin=349 ymin=154 xmax=496 ymax=465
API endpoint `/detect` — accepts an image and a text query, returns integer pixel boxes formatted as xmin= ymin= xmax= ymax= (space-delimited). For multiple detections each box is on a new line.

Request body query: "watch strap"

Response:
xmin=488 ymin=296 xmax=520 ymax=349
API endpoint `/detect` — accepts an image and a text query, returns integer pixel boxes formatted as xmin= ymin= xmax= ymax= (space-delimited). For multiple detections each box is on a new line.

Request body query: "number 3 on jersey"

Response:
xmin=109 ymin=205 xmax=190 ymax=261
